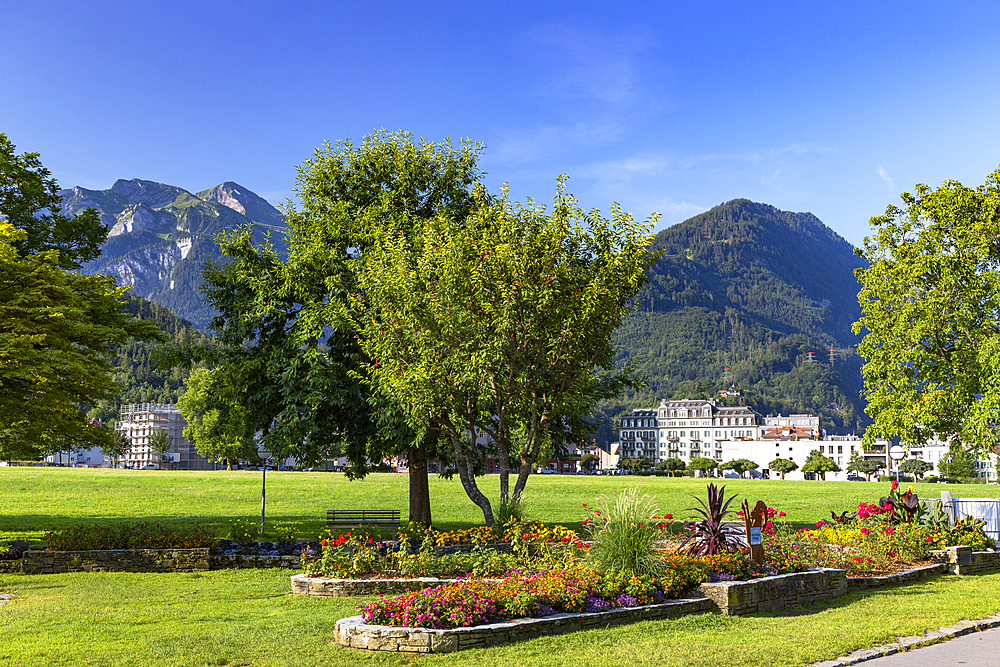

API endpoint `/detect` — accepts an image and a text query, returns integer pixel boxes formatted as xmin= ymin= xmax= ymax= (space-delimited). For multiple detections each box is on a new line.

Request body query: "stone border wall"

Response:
xmin=21 ymin=548 xmax=210 ymax=574
xmin=697 ymin=568 xmax=847 ymax=615
xmin=931 ymin=546 xmax=1000 ymax=575
xmin=0 ymin=559 xmax=21 ymax=574
xmin=335 ymin=597 xmax=715 ymax=653
xmin=291 ymin=573 xmax=493 ymax=597
xmin=846 ymin=563 xmax=946 ymax=591
xmin=212 ymin=554 xmax=300 ymax=570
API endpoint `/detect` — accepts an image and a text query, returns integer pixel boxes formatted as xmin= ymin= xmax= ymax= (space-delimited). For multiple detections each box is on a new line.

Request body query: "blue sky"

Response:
xmin=3 ymin=1 xmax=999 ymax=245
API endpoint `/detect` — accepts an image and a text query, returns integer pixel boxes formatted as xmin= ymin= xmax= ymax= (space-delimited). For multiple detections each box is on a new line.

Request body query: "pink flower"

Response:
xmin=816 ymin=520 xmax=826 ymax=527
xmin=778 ymin=512 xmax=786 ymax=517
xmin=860 ymin=528 xmax=870 ymax=535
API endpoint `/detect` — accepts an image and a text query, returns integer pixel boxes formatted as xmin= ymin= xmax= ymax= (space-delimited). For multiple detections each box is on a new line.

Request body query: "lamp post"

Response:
xmin=258 ymin=446 xmax=272 ymax=537
xmin=888 ymin=444 xmax=905 ymax=484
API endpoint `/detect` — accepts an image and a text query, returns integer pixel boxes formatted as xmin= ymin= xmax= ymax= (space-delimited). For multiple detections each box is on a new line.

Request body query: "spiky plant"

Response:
xmin=678 ymin=484 xmax=744 ymax=555
xmin=584 ymin=486 xmax=663 ymax=577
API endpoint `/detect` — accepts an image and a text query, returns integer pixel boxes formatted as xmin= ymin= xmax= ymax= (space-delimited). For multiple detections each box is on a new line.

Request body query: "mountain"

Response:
xmin=85 ymin=293 xmax=213 ymax=424
xmin=592 ymin=199 xmax=870 ymax=447
xmin=60 ymin=179 xmax=285 ymax=329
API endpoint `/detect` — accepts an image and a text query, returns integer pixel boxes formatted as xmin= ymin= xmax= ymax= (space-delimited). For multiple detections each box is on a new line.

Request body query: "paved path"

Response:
xmin=855 ymin=627 xmax=1000 ymax=666
xmin=811 ymin=614 xmax=1000 ymax=667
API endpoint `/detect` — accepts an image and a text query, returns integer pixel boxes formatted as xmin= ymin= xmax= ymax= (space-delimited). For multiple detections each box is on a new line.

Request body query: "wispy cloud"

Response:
xmin=877 ymin=166 xmax=895 ymax=190
xmin=492 ymin=23 xmax=666 ymax=165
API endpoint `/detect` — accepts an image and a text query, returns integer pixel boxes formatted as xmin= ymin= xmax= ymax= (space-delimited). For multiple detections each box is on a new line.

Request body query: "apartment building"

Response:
xmin=114 ymin=404 xmax=223 ymax=470
xmin=616 ymin=399 xmax=763 ymax=464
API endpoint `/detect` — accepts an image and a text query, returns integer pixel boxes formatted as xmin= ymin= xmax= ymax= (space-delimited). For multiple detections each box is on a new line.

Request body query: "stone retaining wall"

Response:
xmin=212 ymin=554 xmax=300 ymax=570
xmin=698 ymin=569 xmax=847 ymax=615
xmin=0 ymin=559 xmax=21 ymax=574
xmin=335 ymin=597 xmax=715 ymax=653
xmin=847 ymin=563 xmax=946 ymax=591
xmin=932 ymin=546 xmax=1000 ymax=575
xmin=21 ymin=548 xmax=211 ymax=574
xmin=291 ymin=573 xmax=486 ymax=597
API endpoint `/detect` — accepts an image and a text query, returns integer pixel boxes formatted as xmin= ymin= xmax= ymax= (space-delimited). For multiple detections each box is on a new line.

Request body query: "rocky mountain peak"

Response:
xmin=196 ymin=182 xmax=284 ymax=228
xmin=109 ymin=179 xmax=189 ymax=210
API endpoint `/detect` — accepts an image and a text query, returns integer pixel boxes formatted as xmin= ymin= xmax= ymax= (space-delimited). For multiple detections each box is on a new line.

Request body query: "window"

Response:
xmin=838 ymin=446 xmax=843 ymax=454
xmin=819 ymin=446 xmax=825 ymax=453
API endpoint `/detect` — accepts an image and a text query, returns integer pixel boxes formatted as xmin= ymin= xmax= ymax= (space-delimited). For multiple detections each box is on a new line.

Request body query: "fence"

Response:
xmin=940 ymin=492 xmax=1000 ymax=543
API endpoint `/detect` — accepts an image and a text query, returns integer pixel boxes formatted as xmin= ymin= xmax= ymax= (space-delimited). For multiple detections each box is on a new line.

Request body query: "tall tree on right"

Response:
xmin=854 ymin=167 xmax=1000 ymax=454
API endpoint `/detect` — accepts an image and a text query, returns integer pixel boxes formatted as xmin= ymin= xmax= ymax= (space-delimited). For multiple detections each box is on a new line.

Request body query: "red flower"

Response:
xmin=664 ymin=513 xmax=673 ymax=520
xmin=891 ymin=479 xmax=899 ymax=491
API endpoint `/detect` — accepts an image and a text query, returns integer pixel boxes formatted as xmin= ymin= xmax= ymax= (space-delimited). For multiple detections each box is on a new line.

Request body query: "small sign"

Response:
xmin=749 ymin=527 xmax=762 ymax=545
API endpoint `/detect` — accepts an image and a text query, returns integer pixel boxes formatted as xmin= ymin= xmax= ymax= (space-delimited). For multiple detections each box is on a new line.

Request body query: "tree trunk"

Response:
xmin=449 ymin=432 xmax=494 ymax=525
xmin=407 ymin=437 xmax=432 ymax=527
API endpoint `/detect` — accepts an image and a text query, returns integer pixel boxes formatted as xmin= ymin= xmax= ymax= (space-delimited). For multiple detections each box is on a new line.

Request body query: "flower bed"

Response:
xmin=42 ymin=522 xmax=215 ymax=551
xmin=336 ymin=597 xmax=714 ymax=653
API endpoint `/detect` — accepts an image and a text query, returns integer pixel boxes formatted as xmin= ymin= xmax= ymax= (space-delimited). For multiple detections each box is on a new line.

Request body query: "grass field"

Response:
xmin=3 ymin=467 xmax=1000 ymax=541
xmin=3 ymin=468 xmax=1000 ymax=666
xmin=2 ymin=567 xmax=1000 ymax=666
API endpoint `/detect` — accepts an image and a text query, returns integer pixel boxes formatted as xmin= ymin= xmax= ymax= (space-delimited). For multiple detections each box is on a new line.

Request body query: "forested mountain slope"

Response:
xmin=86 ymin=294 xmax=211 ymax=423
xmin=593 ymin=199 xmax=869 ymax=447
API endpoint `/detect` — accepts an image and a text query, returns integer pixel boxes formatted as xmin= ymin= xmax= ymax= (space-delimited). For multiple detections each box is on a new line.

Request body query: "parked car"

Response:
xmin=846 ymin=474 xmax=865 ymax=481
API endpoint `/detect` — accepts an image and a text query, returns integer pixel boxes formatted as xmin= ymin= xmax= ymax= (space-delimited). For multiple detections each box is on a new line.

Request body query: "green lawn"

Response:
xmin=2 ymin=568 xmax=999 ymax=666
xmin=3 ymin=468 xmax=1000 ymax=666
xmin=3 ymin=467 xmax=999 ymax=541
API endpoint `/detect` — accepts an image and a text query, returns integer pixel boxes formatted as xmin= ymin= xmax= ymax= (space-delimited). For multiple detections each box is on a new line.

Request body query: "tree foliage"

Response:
xmin=176 ymin=367 xmax=255 ymax=470
xmin=100 ymin=429 xmax=132 ymax=469
xmin=353 ymin=179 xmax=658 ymax=524
xmin=768 ymin=457 xmax=798 ymax=480
xmin=854 ymin=167 xmax=1000 ymax=454
xmin=0 ymin=223 xmax=163 ymax=459
xmin=657 ymin=458 xmax=687 ymax=477
xmin=801 ymin=449 xmax=841 ymax=480
xmin=899 ymin=458 xmax=933 ymax=479
xmin=719 ymin=458 xmax=759 ymax=479
xmin=689 ymin=457 xmax=718 ymax=475
xmin=938 ymin=443 xmax=976 ymax=479
xmin=846 ymin=450 xmax=884 ymax=480
xmin=147 ymin=429 xmax=174 ymax=467
xmin=0 ymin=133 xmax=107 ymax=269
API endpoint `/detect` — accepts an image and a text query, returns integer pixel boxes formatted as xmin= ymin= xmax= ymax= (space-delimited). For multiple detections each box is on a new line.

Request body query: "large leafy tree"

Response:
xmin=846 ymin=450 xmax=884 ymax=481
xmin=0 ymin=222 xmax=162 ymax=459
xmin=191 ymin=130 xmax=483 ymax=525
xmin=0 ymin=133 xmax=106 ymax=269
xmin=176 ymin=367 xmax=255 ymax=470
xmin=719 ymin=458 xmax=758 ymax=479
xmin=689 ymin=457 xmax=718 ymax=477
xmin=854 ymin=167 xmax=1000 ymax=453
xmin=899 ymin=458 xmax=933 ymax=480
xmin=768 ymin=457 xmax=798 ymax=480
xmin=801 ymin=449 xmax=841 ymax=481
xmin=353 ymin=182 xmax=658 ymax=524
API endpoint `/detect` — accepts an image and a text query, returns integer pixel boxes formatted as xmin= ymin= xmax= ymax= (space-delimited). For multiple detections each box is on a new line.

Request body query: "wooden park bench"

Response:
xmin=326 ymin=509 xmax=400 ymax=530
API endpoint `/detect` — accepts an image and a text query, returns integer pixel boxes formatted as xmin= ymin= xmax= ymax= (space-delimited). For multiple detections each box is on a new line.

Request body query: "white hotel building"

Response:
xmin=614 ymin=399 xmax=879 ymax=481
xmin=614 ymin=398 xmax=998 ymax=482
